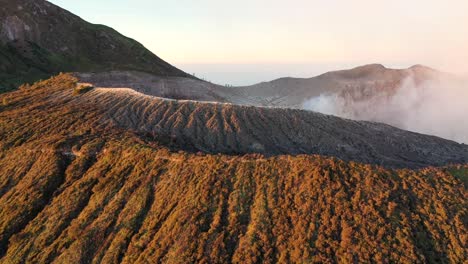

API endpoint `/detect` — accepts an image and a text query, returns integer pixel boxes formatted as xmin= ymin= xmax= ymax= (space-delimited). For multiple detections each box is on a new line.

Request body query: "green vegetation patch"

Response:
xmin=449 ymin=167 xmax=468 ymax=187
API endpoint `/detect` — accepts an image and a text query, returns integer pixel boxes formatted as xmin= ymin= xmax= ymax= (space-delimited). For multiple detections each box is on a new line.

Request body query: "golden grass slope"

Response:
xmin=0 ymin=74 xmax=466 ymax=263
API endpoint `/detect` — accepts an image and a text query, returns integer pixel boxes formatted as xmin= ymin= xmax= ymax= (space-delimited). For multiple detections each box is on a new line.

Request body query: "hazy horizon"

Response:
xmin=175 ymin=62 xmax=440 ymax=86
xmin=49 ymin=0 xmax=468 ymax=85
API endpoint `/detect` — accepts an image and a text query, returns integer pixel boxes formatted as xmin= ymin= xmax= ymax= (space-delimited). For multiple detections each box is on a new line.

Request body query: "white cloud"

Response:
xmin=303 ymin=74 xmax=468 ymax=143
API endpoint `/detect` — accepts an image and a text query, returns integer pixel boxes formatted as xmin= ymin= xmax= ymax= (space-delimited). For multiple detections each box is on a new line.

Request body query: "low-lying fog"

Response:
xmin=303 ymin=75 xmax=468 ymax=144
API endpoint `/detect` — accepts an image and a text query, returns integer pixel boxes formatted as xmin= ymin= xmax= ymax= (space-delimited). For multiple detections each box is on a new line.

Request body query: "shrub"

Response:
xmin=19 ymin=84 xmax=31 ymax=90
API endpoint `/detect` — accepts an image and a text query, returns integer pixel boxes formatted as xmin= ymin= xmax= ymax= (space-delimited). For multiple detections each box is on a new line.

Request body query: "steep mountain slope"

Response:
xmin=0 ymin=0 xmax=190 ymax=92
xmin=0 ymin=75 xmax=466 ymax=263
xmin=2 ymin=74 xmax=466 ymax=169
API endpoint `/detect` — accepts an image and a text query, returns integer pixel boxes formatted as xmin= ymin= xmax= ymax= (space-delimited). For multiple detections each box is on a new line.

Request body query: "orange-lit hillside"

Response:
xmin=0 ymin=75 xmax=466 ymax=263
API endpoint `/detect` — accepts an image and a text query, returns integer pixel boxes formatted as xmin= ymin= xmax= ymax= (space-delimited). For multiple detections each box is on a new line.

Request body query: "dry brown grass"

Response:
xmin=0 ymin=75 xmax=466 ymax=263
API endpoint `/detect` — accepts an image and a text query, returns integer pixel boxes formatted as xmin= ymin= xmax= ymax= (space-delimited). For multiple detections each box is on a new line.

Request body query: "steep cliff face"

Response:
xmin=0 ymin=0 xmax=190 ymax=92
xmin=0 ymin=75 xmax=466 ymax=263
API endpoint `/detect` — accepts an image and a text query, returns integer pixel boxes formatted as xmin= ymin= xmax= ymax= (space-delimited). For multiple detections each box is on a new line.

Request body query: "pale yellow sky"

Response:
xmin=50 ymin=0 xmax=468 ymax=82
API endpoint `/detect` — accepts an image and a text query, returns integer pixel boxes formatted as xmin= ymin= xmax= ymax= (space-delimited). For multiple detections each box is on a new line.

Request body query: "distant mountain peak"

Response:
xmin=408 ymin=64 xmax=437 ymax=73
xmin=352 ymin=63 xmax=387 ymax=71
xmin=322 ymin=63 xmax=391 ymax=80
xmin=409 ymin=64 xmax=430 ymax=69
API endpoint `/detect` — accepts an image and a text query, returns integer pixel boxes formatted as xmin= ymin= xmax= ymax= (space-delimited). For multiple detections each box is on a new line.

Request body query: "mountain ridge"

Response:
xmin=2 ymin=74 xmax=466 ymax=168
